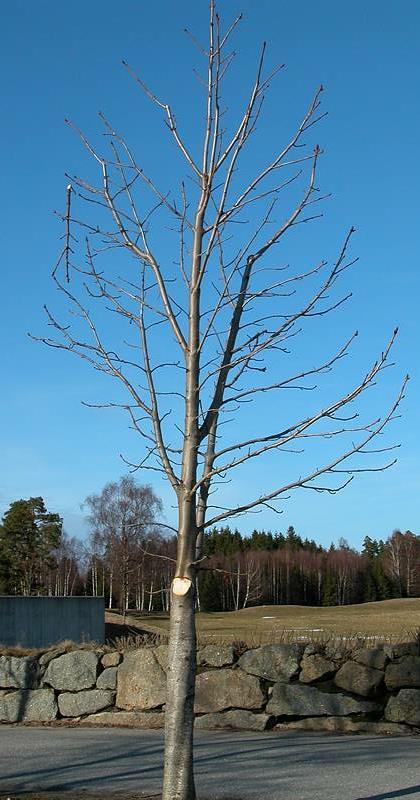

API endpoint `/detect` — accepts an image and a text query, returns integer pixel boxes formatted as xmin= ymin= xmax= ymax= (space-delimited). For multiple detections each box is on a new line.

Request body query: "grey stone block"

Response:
xmin=238 ymin=644 xmax=302 ymax=682
xmin=0 ymin=656 xmax=39 ymax=689
xmin=335 ymin=661 xmax=384 ymax=697
xmin=197 ymin=645 xmax=235 ymax=668
xmin=385 ymin=656 xmax=420 ymax=690
xmin=353 ymin=647 xmax=388 ymax=671
xmin=0 ymin=688 xmax=57 ymax=722
xmin=195 ymin=668 xmax=263 ymax=713
xmin=385 ymin=689 xmax=420 ymax=726
xmin=299 ymin=654 xmax=336 ymax=684
xmin=116 ymin=649 xmax=166 ymax=710
xmin=267 ymin=682 xmax=379 ymax=717
xmin=58 ymin=689 xmax=114 ymax=717
xmin=43 ymin=650 xmax=99 ymax=691
xmin=97 ymin=667 xmax=117 ymax=690
xmin=101 ymin=652 xmax=121 ymax=668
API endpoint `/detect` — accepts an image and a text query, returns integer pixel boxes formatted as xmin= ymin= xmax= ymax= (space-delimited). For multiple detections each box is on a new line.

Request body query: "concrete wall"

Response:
xmin=0 ymin=597 xmax=105 ymax=647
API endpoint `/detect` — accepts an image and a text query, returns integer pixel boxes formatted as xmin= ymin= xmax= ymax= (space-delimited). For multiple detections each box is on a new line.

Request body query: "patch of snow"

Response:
xmin=283 ymin=627 xmax=324 ymax=632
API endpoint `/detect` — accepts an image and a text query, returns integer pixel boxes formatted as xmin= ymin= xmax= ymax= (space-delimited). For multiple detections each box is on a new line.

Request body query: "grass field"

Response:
xmin=107 ymin=598 xmax=420 ymax=646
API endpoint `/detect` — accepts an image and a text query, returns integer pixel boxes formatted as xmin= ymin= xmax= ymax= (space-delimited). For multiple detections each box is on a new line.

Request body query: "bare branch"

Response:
xmin=52 ymin=184 xmax=75 ymax=282
xmin=204 ymin=375 xmax=408 ymax=528
xmin=122 ymin=60 xmax=201 ymax=177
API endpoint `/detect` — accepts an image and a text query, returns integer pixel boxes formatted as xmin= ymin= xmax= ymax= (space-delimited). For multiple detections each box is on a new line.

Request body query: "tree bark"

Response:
xmin=162 ymin=584 xmax=197 ymax=800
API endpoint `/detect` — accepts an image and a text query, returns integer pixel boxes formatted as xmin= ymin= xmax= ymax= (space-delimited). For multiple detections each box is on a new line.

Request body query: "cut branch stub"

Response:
xmin=172 ymin=577 xmax=193 ymax=596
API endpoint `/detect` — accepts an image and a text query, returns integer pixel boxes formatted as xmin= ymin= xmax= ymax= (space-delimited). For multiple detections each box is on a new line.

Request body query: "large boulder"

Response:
xmin=0 ymin=656 xmax=39 ymax=689
xmin=197 ymin=645 xmax=235 ymax=668
xmin=195 ymin=668 xmax=263 ymax=713
xmin=334 ymin=661 xmax=383 ymax=697
xmin=385 ymin=689 xmax=420 ymax=726
xmin=299 ymin=654 xmax=336 ymax=684
xmin=116 ymin=649 xmax=166 ymax=710
xmin=97 ymin=667 xmax=117 ymax=690
xmin=0 ymin=688 xmax=57 ymax=722
xmin=238 ymin=645 xmax=302 ymax=682
xmin=82 ymin=710 xmax=165 ymax=728
xmin=267 ymin=682 xmax=379 ymax=717
xmin=196 ymin=710 xmax=270 ymax=731
xmin=43 ymin=651 xmax=99 ymax=691
xmin=58 ymin=689 xmax=114 ymax=717
xmin=352 ymin=647 xmax=388 ymax=671
xmin=385 ymin=657 xmax=420 ymax=690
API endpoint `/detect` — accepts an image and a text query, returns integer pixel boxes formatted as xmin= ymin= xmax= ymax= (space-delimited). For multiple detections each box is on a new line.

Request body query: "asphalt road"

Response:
xmin=1 ymin=726 xmax=420 ymax=800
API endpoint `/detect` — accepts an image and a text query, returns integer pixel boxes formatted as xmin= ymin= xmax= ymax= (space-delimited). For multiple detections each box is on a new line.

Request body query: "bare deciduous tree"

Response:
xmin=385 ymin=530 xmax=419 ymax=597
xmin=84 ymin=476 xmax=163 ymax=614
xmin=36 ymin=5 xmax=407 ymax=798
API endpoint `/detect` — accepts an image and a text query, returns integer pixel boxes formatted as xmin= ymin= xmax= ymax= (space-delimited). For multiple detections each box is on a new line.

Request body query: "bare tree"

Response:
xmin=385 ymin=530 xmax=420 ymax=597
xmin=50 ymin=533 xmax=83 ymax=597
xmin=84 ymin=476 xmax=163 ymax=614
xmin=36 ymin=5 xmax=407 ymax=798
xmin=327 ymin=545 xmax=361 ymax=606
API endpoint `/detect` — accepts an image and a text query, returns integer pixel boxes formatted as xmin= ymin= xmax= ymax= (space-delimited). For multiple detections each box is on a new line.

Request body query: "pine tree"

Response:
xmin=0 ymin=497 xmax=62 ymax=595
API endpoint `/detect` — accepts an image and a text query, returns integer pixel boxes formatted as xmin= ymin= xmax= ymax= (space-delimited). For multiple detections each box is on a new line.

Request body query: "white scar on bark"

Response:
xmin=172 ymin=577 xmax=193 ymax=596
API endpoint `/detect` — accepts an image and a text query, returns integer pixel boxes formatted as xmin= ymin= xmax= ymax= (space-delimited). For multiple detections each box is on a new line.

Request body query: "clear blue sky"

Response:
xmin=1 ymin=0 xmax=419 ymax=549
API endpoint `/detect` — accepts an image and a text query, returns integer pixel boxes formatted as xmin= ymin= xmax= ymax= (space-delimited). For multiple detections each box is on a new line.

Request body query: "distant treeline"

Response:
xmin=1 ymin=483 xmax=418 ymax=611
xmin=198 ymin=526 xmax=420 ymax=610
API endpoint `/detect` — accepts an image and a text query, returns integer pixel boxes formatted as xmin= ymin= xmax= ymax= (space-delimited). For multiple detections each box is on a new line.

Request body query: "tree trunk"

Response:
xmin=286 ymin=558 xmax=291 ymax=605
xmin=195 ymin=578 xmax=201 ymax=612
xmin=162 ymin=586 xmax=197 ymax=800
xmin=148 ymin=580 xmax=154 ymax=612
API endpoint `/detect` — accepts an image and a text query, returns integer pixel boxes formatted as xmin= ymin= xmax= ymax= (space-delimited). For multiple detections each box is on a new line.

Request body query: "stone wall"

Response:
xmin=1 ymin=641 xmax=420 ymax=734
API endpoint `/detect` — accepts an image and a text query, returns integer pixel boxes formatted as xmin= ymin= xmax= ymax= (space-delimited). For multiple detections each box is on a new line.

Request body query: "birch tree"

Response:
xmin=84 ymin=476 xmax=163 ymax=612
xmin=37 ymin=4 xmax=406 ymax=798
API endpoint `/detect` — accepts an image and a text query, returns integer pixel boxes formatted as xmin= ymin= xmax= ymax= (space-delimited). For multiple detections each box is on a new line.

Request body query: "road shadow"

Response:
xmin=2 ymin=729 xmax=420 ymax=797
xmin=356 ymin=787 xmax=420 ymax=799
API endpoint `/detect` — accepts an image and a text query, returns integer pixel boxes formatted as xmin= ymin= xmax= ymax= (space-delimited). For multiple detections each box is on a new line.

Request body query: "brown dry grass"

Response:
xmin=2 ymin=598 xmax=418 ymax=657
xmin=0 ymin=639 xmax=106 ymax=658
xmin=111 ymin=597 xmax=420 ymax=647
